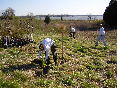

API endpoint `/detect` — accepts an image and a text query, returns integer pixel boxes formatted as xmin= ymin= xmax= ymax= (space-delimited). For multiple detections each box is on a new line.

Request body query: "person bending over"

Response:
xmin=69 ymin=26 xmax=76 ymax=39
xmin=38 ymin=38 xmax=57 ymax=65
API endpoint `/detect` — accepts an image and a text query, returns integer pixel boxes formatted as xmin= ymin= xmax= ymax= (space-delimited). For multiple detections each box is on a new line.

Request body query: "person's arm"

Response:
xmin=38 ymin=50 xmax=42 ymax=59
xmin=74 ymin=27 xmax=76 ymax=32
xmin=45 ymin=49 xmax=50 ymax=61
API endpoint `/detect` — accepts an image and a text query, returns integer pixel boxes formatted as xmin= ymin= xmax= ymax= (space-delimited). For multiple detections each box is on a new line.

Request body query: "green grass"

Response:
xmin=0 ymin=19 xmax=117 ymax=88
xmin=0 ymin=78 xmax=20 ymax=88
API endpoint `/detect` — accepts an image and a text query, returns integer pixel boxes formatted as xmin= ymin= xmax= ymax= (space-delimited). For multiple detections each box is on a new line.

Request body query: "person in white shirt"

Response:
xmin=69 ymin=26 xmax=76 ymax=39
xmin=38 ymin=38 xmax=57 ymax=65
xmin=95 ymin=24 xmax=106 ymax=46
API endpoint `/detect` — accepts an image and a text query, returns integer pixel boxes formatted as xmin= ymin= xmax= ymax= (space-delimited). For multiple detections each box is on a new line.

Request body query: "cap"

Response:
xmin=100 ymin=24 xmax=103 ymax=26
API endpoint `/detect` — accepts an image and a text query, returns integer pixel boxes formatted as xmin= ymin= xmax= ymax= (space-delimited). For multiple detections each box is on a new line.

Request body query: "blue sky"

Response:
xmin=0 ymin=0 xmax=110 ymax=16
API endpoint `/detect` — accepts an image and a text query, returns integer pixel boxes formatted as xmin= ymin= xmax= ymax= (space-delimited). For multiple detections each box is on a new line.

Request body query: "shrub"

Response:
xmin=44 ymin=15 xmax=51 ymax=25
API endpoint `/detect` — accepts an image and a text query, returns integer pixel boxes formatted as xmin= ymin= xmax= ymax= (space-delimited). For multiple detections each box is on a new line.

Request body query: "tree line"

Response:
xmin=103 ymin=0 xmax=117 ymax=28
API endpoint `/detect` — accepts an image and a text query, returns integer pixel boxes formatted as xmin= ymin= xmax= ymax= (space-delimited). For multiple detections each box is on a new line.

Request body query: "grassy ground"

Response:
xmin=0 ymin=19 xmax=117 ymax=88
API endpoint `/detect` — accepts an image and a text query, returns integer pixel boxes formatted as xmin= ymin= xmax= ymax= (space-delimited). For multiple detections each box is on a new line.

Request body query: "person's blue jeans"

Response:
xmin=96 ymin=35 xmax=106 ymax=46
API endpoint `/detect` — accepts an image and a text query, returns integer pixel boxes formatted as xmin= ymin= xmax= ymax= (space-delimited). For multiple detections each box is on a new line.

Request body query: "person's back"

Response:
xmin=69 ymin=26 xmax=76 ymax=39
xmin=41 ymin=38 xmax=54 ymax=51
xmin=70 ymin=27 xmax=76 ymax=32
xmin=39 ymin=38 xmax=57 ymax=65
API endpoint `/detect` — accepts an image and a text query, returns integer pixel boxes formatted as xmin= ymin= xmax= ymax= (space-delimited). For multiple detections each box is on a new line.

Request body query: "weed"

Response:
xmin=12 ymin=71 xmax=28 ymax=82
xmin=0 ymin=78 xmax=20 ymax=88
xmin=107 ymin=56 xmax=117 ymax=64
xmin=62 ymin=76 xmax=76 ymax=86
xmin=105 ymin=71 xmax=114 ymax=78
xmin=80 ymin=81 xmax=99 ymax=88
xmin=35 ymin=79 xmax=53 ymax=87
xmin=104 ymin=79 xmax=117 ymax=88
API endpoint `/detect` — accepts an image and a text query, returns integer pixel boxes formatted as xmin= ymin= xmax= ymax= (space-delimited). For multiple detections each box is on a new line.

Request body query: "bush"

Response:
xmin=44 ymin=15 xmax=51 ymax=25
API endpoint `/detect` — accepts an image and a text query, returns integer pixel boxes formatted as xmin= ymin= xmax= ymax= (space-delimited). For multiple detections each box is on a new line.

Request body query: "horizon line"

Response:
xmin=17 ymin=14 xmax=103 ymax=16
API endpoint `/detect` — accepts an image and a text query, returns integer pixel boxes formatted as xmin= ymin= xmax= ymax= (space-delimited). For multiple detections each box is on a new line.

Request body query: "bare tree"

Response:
xmin=5 ymin=7 xmax=15 ymax=16
xmin=1 ymin=7 xmax=15 ymax=20
xmin=27 ymin=12 xmax=34 ymax=20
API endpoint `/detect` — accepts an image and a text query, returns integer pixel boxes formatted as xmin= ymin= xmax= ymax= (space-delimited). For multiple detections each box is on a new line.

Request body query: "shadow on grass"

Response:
xmin=1 ymin=60 xmax=50 ymax=75
xmin=1 ymin=63 xmax=40 ymax=73
xmin=34 ymin=66 xmax=50 ymax=77
xmin=43 ymin=66 xmax=50 ymax=75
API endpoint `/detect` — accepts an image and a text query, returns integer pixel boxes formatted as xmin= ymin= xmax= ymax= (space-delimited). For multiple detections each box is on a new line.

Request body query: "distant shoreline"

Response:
xmin=35 ymin=14 xmax=103 ymax=17
xmin=18 ymin=15 xmax=103 ymax=20
xmin=35 ymin=15 xmax=103 ymax=20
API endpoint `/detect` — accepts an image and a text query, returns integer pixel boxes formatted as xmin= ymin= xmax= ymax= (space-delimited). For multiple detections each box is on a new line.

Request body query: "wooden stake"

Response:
xmin=62 ymin=32 xmax=63 ymax=59
xmin=60 ymin=32 xmax=64 ymax=64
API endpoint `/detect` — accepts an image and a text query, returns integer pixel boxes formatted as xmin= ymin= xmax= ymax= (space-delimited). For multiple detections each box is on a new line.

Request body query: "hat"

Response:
xmin=100 ymin=24 xmax=103 ymax=26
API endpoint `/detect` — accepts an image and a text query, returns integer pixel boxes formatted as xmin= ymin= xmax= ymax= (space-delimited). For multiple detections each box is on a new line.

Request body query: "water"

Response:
xmin=35 ymin=15 xmax=103 ymax=20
